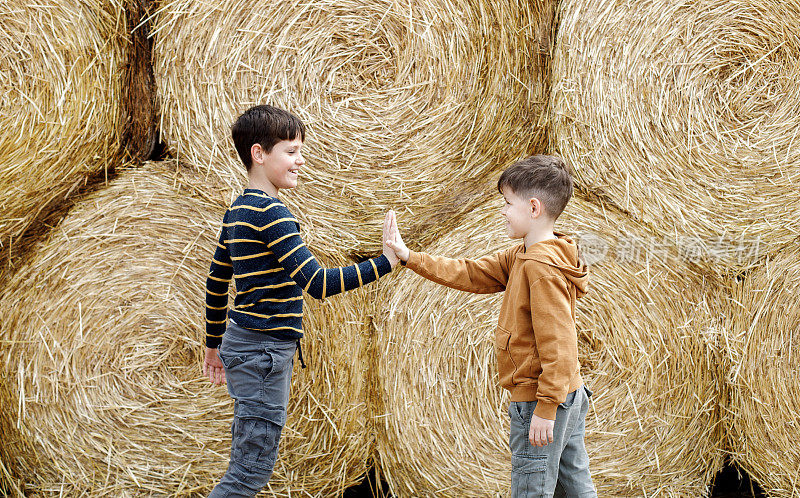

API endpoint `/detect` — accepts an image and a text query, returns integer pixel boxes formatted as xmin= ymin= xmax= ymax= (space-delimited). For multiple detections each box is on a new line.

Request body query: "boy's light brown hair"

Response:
xmin=497 ymin=155 xmax=574 ymax=220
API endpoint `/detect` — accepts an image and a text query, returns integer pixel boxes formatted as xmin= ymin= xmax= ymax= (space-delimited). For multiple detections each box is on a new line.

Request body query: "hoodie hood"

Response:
xmin=517 ymin=232 xmax=589 ymax=298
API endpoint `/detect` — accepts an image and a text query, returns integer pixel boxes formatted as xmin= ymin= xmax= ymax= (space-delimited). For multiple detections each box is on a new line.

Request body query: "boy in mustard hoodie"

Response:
xmin=386 ymin=155 xmax=596 ymax=497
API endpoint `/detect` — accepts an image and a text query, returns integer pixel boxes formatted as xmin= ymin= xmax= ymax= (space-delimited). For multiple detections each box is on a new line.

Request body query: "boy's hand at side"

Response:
xmin=529 ymin=414 xmax=555 ymax=447
xmin=385 ymin=210 xmax=410 ymax=262
xmin=203 ymin=347 xmax=226 ymax=386
xmin=382 ymin=210 xmax=400 ymax=267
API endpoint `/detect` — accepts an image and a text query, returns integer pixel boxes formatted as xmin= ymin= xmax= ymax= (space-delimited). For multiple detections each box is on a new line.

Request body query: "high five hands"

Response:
xmin=383 ymin=210 xmax=409 ymax=266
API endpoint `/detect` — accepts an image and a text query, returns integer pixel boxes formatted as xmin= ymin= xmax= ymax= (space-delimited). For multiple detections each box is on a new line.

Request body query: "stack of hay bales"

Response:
xmin=0 ymin=1 xmax=127 ymax=270
xmin=152 ymin=0 xmax=556 ymax=254
xmin=0 ymin=161 xmax=381 ymax=496
xmin=2 ymin=0 xmax=797 ymax=495
xmin=723 ymin=246 xmax=800 ymax=498
xmin=549 ymin=0 xmax=800 ymax=268
xmin=374 ymin=193 xmax=727 ymax=496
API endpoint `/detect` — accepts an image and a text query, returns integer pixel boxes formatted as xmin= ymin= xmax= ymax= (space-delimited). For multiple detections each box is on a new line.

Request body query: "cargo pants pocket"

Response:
xmin=511 ymin=454 xmax=548 ymax=497
xmin=558 ymin=389 xmax=578 ymax=409
xmin=231 ymin=400 xmax=287 ymax=473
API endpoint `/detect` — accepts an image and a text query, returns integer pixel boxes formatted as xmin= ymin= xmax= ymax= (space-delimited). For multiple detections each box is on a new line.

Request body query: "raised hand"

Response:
xmin=382 ymin=210 xmax=400 ymax=267
xmin=386 ymin=210 xmax=410 ymax=262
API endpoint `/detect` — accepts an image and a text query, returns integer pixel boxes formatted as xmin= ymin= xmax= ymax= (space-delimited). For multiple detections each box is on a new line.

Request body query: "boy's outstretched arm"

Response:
xmin=255 ymin=202 xmax=398 ymax=300
xmin=386 ymin=210 xmax=511 ymax=294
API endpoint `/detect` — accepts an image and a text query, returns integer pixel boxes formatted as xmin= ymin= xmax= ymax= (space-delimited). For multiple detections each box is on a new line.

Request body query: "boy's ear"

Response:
xmin=529 ymin=197 xmax=542 ymax=217
xmin=250 ymin=143 xmax=263 ymax=165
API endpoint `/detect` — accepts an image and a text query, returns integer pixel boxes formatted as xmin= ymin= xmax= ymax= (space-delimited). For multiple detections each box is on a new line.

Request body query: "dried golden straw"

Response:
xmin=549 ymin=0 xmax=800 ymax=268
xmin=0 ymin=378 xmax=26 ymax=498
xmin=0 ymin=1 xmax=126 ymax=265
xmin=374 ymin=192 xmax=726 ymax=496
xmin=152 ymin=0 xmax=556 ymax=254
xmin=0 ymin=161 xmax=379 ymax=496
xmin=723 ymin=245 xmax=800 ymax=497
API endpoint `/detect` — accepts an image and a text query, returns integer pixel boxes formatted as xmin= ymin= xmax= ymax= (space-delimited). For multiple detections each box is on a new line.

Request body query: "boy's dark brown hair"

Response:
xmin=231 ymin=105 xmax=306 ymax=171
xmin=497 ymin=155 xmax=574 ymax=220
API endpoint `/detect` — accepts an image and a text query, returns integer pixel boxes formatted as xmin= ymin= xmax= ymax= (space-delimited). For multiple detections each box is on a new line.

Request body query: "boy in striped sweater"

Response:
xmin=202 ymin=105 xmax=399 ymax=497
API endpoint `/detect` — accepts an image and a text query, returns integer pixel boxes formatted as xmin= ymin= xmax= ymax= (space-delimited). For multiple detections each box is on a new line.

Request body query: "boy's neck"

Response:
xmin=523 ymin=227 xmax=557 ymax=250
xmin=247 ymin=171 xmax=279 ymax=197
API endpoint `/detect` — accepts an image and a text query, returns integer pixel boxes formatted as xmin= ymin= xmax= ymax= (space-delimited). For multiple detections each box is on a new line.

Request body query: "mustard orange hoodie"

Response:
xmin=405 ymin=232 xmax=589 ymax=420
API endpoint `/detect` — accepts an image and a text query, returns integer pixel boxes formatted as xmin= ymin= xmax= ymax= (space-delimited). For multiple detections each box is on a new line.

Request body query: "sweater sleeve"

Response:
xmin=260 ymin=201 xmax=392 ymax=299
xmin=205 ymin=216 xmax=233 ymax=348
xmin=403 ymin=248 xmax=512 ymax=294
xmin=529 ymin=275 xmax=579 ymax=420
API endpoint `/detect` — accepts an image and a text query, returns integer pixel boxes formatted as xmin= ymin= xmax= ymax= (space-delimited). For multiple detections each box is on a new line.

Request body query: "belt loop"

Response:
xmin=296 ymin=340 xmax=307 ymax=369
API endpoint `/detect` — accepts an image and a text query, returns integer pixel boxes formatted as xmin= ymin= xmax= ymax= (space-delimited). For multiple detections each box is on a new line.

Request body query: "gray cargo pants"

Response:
xmin=208 ymin=322 xmax=297 ymax=498
xmin=508 ymin=385 xmax=597 ymax=498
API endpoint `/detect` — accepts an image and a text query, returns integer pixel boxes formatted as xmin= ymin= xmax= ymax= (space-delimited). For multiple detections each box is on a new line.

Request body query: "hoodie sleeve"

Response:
xmin=404 ymin=247 xmax=514 ymax=294
xmin=529 ymin=274 xmax=579 ymax=420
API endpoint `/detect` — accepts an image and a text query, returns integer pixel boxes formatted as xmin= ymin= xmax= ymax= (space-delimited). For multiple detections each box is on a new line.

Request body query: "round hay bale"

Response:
xmin=153 ymin=0 xmax=556 ymax=254
xmin=0 ymin=391 xmax=26 ymax=498
xmin=723 ymin=246 xmax=800 ymax=497
xmin=374 ymin=193 xmax=726 ymax=496
xmin=0 ymin=160 xmax=378 ymax=495
xmin=549 ymin=0 xmax=800 ymax=265
xmin=0 ymin=1 xmax=127 ymax=263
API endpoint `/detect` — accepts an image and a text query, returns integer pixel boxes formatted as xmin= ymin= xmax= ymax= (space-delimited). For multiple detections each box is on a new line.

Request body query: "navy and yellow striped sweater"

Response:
xmin=205 ymin=189 xmax=391 ymax=348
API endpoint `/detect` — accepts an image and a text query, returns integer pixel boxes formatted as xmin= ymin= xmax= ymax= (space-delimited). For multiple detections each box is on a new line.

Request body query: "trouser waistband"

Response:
xmin=226 ymin=320 xmax=296 ymax=343
xmin=226 ymin=321 xmax=306 ymax=368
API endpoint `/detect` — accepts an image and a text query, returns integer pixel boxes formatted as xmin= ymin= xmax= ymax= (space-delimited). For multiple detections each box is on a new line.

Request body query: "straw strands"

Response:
xmin=723 ymin=246 xmax=800 ymax=497
xmin=549 ymin=0 xmax=800 ymax=266
xmin=0 ymin=161 xmax=379 ymax=496
xmin=374 ymin=193 xmax=726 ymax=496
xmin=153 ymin=0 xmax=555 ymax=254
xmin=120 ymin=0 xmax=159 ymax=162
xmin=0 ymin=378 xmax=26 ymax=498
xmin=0 ymin=1 xmax=126 ymax=264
